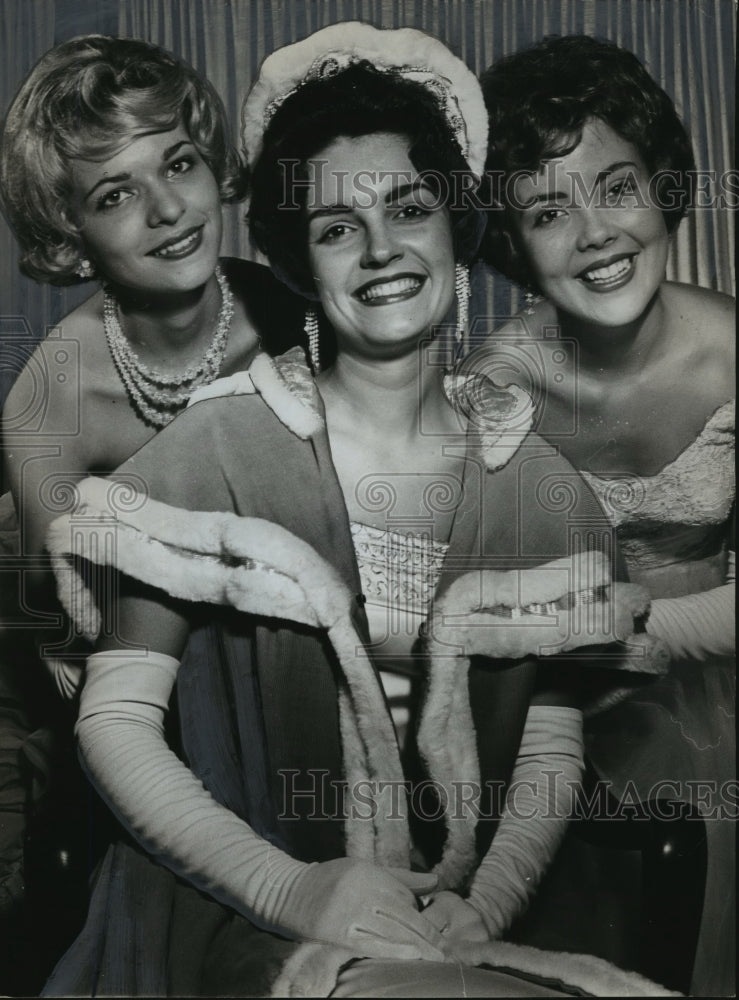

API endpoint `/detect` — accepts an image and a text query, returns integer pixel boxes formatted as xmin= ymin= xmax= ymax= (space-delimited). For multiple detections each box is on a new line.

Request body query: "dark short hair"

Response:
xmin=479 ymin=35 xmax=695 ymax=287
xmin=248 ymin=60 xmax=485 ymax=300
xmin=0 ymin=35 xmax=244 ymax=285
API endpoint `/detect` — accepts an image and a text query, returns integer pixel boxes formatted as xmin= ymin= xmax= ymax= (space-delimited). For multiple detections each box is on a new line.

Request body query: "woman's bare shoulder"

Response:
xmin=663 ymin=282 xmax=735 ymax=391
xmin=664 ymin=282 xmax=735 ymax=344
xmin=469 ymin=301 xmax=562 ymax=398
xmin=43 ymin=287 xmax=104 ymax=340
xmin=8 ymin=290 xmax=104 ymax=377
xmin=2 ymin=290 xmax=106 ymax=432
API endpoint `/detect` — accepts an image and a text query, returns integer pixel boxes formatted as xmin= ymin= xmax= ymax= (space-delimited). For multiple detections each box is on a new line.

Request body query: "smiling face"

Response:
xmin=507 ymin=118 xmax=669 ymax=328
xmin=70 ymin=124 xmax=222 ymax=296
xmin=305 ymin=132 xmax=456 ymax=359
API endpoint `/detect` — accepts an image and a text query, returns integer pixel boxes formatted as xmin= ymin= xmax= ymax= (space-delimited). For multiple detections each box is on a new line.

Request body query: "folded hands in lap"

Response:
xmin=423 ymin=890 xmax=491 ymax=952
xmin=285 ymin=858 xmax=447 ymax=961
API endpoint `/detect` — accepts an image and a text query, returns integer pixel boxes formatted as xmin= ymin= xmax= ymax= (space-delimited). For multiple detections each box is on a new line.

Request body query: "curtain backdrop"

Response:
xmin=1 ymin=0 xmax=735 ymax=391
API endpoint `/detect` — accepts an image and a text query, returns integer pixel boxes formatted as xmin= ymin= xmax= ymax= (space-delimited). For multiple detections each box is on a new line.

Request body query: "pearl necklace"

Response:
xmin=104 ymin=265 xmax=234 ymax=428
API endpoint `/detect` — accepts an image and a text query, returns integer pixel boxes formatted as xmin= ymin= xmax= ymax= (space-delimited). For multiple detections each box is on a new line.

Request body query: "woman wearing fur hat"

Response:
xmin=44 ymin=25 xmax=671 ymax=998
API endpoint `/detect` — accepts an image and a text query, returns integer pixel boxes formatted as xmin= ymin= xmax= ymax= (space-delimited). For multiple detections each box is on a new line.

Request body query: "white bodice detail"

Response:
xmin=351 ymin=521 xmax=449 ymax=735
xmin=580 ymin=399 xmax=734 ymax=572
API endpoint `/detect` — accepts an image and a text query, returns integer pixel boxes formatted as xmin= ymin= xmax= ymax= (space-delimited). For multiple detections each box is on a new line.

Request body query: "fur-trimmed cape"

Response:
xmin=45 ymin=349 xmax=674 ymax=998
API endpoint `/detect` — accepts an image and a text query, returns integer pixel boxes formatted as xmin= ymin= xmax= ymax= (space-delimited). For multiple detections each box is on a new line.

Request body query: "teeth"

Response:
xmin=582 ymin=258 xmax=632 ymax=283
xmin=359 ymin=277 xmax=421 ymax=301
xmin=153 ymin=230 xmax=199 ymax=257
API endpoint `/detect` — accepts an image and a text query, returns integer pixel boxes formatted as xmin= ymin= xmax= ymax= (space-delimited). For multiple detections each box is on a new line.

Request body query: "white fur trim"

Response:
xmin=327 ymin=622 xmax=409 ymax=867
xmin=417 ymin=552 xmax=670 ymax=889
xmin=269 ymin=929 xmax=680 ymax=998
xmin=250 ymin=351 xmax=324 ymax=439
xmin=479 ymin=386 xmax=536 ymax=471
xmin=242 ymin=22 xmax=488 ymax=176
xmin=444 ymin=373 xmax=536 ymax=471
xmin=454 ymin=939 xmax=681 ymax=997
xmin=185 ymin=350 xmax=323 ymax=440
xmin=425 ymin=586 xmax=665 ymax=662
xmin=186 ymin=370 xmax=256 ymax=407
xmin=441 ymin=551 xmax=610 ymax=610
xmin=421 ymin=651 xmax=481 ymax=891
xmin=46 ymin=478 xmax=409 ymax=869
xmin=338 ymin=687 xmax=378 ymax=861
xmin=270 ymin=942 xmax=356 ymax=998
xmin=49 ymin=518 xmax=320 ymax=641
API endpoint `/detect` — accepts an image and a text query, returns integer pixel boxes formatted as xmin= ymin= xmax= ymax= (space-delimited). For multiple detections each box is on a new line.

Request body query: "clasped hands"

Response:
xmin=280 ymin=857 xmax=492 ymax=962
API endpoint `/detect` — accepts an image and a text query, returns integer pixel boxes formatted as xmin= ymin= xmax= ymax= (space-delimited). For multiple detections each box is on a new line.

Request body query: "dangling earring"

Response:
xmin=455 ymin=263 xmax=470 ymax=345
xmin=524 ymin=289 xmax=537 ymax=316
xmin=305 ymin=308 xmax=320 ymax=374
xmin=76 ymin=258 xmax=95 ymax=280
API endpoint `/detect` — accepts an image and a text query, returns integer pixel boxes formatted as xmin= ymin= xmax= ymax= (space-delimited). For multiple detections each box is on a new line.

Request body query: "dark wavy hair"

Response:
xmin=248 ymin=60 xmax=485 ymax=300
xmin=479 ymin=35 xmax=696 ymax=287
xmin=0 ymin=35 xmax=245 ymax=285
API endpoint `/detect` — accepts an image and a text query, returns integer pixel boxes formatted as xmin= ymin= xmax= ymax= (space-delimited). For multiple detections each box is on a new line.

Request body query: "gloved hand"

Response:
xmin=77 ymin=649 xmax=445 ymax=960
xmin=426 ymin=553 xmax=667 ymax=670
xmin=423 ymin=890 xmax=489 ymax=951
xmin=466 ymin=704 xmax=584 ymax=938
xmin=274 ymin=858 xmax=446 ymax=959
xmin=646 ymin=556 xmax=735 ymax=659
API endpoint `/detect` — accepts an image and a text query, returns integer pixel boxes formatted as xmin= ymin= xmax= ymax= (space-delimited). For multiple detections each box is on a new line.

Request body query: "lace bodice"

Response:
xmin=350 ymin=521 xmax=449 ymax=618
xmin=351 ymin=522 xmax=449 ymax=735
xmin=581 ymin=399 xmax=734 ymax=573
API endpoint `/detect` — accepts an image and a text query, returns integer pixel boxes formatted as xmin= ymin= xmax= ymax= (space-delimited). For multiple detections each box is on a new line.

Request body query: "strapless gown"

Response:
xmin=582 ymin=400 xmax=735 ymax=997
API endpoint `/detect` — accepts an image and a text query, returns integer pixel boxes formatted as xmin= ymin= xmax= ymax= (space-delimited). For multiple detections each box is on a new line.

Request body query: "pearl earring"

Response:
xmin=305 ymin=308 xmax=320 ymax=374
xmin=76 ymin=258 xmax=95 ymax=280
xmin=455 ymin=263 xmax=470 ymax=346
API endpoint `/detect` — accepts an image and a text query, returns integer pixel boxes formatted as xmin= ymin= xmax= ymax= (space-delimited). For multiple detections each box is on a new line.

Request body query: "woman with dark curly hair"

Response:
xmin=477 ymin=35 xmax=734 ymax=997
xmin=39 ymin=23 xmax=671 ymax=999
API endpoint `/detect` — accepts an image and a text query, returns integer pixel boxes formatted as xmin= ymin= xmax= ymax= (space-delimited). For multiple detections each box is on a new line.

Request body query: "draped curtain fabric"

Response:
xmin=0 ymin=0 xmax=735 ymax=388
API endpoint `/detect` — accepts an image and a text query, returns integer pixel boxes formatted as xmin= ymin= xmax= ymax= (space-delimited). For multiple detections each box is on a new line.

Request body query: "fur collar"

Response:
xmin=48 ymin=476 xmax=409 ymax=870
xmin=417 ymin=552 xmax=670 ymax=890
xmin=443 ymin=368 xmax=535 ymax=471
xmin=45 ymin=354 xmax=679 ymax=998
xmin=189 ymin=348 xmax=535 ymax=473
xmin=271 ymin=935 xmax=681 ymax=998
xmin=48 ymin=477 xmax=668 ymax=897
xmin=187 ymin=347 xmax=323 ymax=440
xmin=46 ymin=349 xmax=666 ymax=899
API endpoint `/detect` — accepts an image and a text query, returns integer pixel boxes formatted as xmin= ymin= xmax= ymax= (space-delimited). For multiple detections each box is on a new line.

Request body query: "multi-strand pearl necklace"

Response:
xmin=104 ymin=265 xmax=234 ymax=428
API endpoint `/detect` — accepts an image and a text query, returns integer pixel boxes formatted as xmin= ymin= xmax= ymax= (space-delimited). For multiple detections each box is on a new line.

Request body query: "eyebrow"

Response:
xmin=306 ymin=204 xmax=351 ymax=223
xmin=386 ymin=180 xmax=431 ymax=203
xmin=82 ymin=139 xmax=194 ymax=201
xmin=306 ymin=178 xmax=434 ymax=222
xmin=594 ymin=160 xmax=639 ymax=182
xmin=526 ymin=160 xmax=639 ymax=206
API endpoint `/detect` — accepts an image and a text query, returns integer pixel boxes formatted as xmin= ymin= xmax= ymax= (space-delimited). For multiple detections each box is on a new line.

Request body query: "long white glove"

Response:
xmin=466 ymin=704 xmax=584 ymax=938
xmin=76 ymin=650 xmax=445 ymax=960
xmin=645 ymin=552 xmax=735 ymax=660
